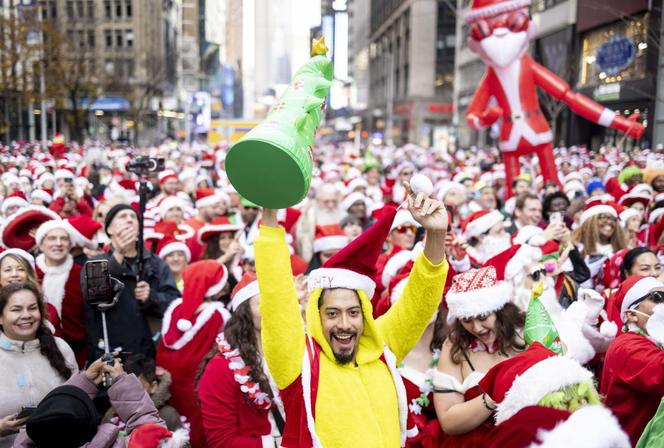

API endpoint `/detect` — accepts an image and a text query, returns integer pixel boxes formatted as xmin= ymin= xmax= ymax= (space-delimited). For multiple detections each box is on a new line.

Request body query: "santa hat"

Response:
xmin=512 ymin=225 xmax=546 ymax=246
xmin=35 ymin=218 xmax=73 ymax=246
xmin=618 ymin=190 xmax=651 ymax=208
xmin=276 ymin=207 xmax=302 ymax=233
xmin=158 ymin=196 xmax=186 ymax=219
xmin=127 ymin=423 xmax=188 ymax=448
xmin=176 ymin=260 xmax=229 ymax=331
xmin=67 ymin=215 xmax=102 ymax=249
xmin=158 ymin=170 xmax=178 ymax=185
xmin=313 ymin=224 xmax=348 ymax=254
xmin=1 ymin=206 xmax=61 ymax=250
xmin=54 ymin=169 xmax=74 ymax=181
xmin=435 ymin=181 xmax=465 ymax=202
xmin=0 ymin=248 xmax=36 ymax=270
xmin=390 ymin=209 xmax=420 ymax=231
xmin=31 ymin=189 xmax=53 ymax=205
xmin=1 ymin=195 xmax=29 ymax=215
xmin=479 ymin=342 xmax=594 ymax=425
xmin=230 ymin=272 xmax=260 ymax=311
xmin=157 ymin=235 xmax=191 ymax=263
xmin=619 ymin=207 xmax=641 ymax=227
xmin=195 ymin=188 xmax=221 ymax=208
xmin=308 ymin=206 xmax=399 ymax=298
xmin=579 ymin=199 xmax=620 ymax=225
xmin=341 ymin=192 xmax=371 ymax=212
xmin=347 ymin=177 xmax=368 ymax=193
xmin=462 ymin=209 xmax=504 ymax=239
xmin=198 ymin=216 xmax=242 ymax=244
xmin=612 ymin=275 xmax=664 ymax=323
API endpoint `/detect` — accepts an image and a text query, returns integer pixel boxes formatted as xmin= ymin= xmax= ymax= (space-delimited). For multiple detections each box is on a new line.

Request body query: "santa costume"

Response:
xmin=156 ymin=260 xmax=230 ymax=448
xmin=600 ymin=275 xmax=664 ymax=446
xmin=198 ymin=273 xmax=284 ymax=447
xmin=184 ymin=188 xmax=224 ymax=262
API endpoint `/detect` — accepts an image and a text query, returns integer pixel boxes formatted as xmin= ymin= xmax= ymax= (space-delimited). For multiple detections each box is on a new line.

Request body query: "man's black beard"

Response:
xmin=333 ymin=349 xmax=355 ymax=365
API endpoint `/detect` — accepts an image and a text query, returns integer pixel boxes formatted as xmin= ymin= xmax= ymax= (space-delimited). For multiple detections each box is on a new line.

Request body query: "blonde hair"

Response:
xmin=0 ymin=254 xmax=39 ymax=287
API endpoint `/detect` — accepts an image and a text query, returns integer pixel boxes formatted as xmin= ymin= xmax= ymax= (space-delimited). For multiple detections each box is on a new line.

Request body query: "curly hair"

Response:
xmin=572 ymin=214 xmax=626 ymax=256
xmin=445 ymin=302 xmax=525 ymax=365
xmin=0 ymin=282 xmax=72 ymax=381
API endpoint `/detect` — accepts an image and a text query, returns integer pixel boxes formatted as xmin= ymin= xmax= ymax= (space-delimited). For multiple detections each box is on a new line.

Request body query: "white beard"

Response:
xmin=315 ymin=206 xmax=344 ymax=225
xmin=477 ymin=29 xmax=529 ymax=69
xmin=478 ymin=233 xmax=512 ymax=262
xmin=36 ymin=254 xmax=73 ymax=318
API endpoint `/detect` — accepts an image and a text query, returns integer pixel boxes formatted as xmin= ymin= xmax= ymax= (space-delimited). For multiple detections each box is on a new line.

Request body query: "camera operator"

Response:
xmin=49 ymin=173 xmax=93 ymax=218
xmin=82 ymin=204 xmax=180 ymax=362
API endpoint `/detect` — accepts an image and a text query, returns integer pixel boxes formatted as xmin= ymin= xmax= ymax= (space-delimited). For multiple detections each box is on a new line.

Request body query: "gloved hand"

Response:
xmin=646 ymin=304 xmax=664 ymax=346
xmin=578 ymin=288 xmax=605 ymax=325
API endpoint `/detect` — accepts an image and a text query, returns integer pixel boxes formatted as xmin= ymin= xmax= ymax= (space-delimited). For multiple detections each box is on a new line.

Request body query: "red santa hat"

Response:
xmin=618 ymin=190 xmax=651 ymax=208
xmin=276 ymin=207 xmax=302 ymax=233
xmin=158 ymin=196 xmax=186 ymax=219
xmin=512 ymin=225 xmax=547 ymax=246
xmin=579 ymin=199 xmax=621 ymax=225
xmin=35 ymin=218 xmax=73 ymax=247
xmin=390 ymin=209 xmax=420 ymax=231
xmin=313 ymin=224 xmax=348 ymax=254
xmin=54 ymin=168 xmax=75 ymax=181
xmin=198 ymin=216 xmax=242 ymax=244
xmin=612 ymin=275 xmax=664 ymax=323
xmin=479 ymin=342 xmax=594 ymax=425
xmin=31 ymin=189 xmax=53 ymax=205
xmin=341 ymin=192 xmax=371 ymax=213
xmin=230 ymin=272 xmax=260 ymax=311
xmin=1 ymin=194 xmax=29 ymax=215
xmin=127 ymin=423 xmax=188 ymax=448
xmin=619 ymin=207 xmax=641 ymax=227
xmin=462 ymin=209 xmax=504 ymax=239
xmin=176 ymin=260 xmax=229 ymax=331
xmin=158 ymin=169 xmax=178 ymax=185
xmin=157 ymin=235 xmax=191 ymax=263
xmin=1 ymin=206 xmax=61 ymax=250
xmin=195 ymin=188 xmax=222 ymax=208
xmin=308 ymin=206 xmax=398 ymax=298
xmin=0 ymin=248 xmax=36 ymax=270
xmin=66 ymin=215 xmax=102 ymax=249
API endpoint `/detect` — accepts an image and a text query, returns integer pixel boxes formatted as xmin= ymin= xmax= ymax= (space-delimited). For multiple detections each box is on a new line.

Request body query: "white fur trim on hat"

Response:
xmin=495 ymin=356 xmax=594 ymax=425
xmin=159 ymin=196 xmax=185 ymax=218
xmin=0 ymin=248 xmax=36 ymax=269
xmin=158 ymin=241 xmax=191 ymax=263
xmin=505 ymin=245 xmax=543 ymax=281
xmin=31 ymin=190 xmax=53 ymax=204
xmin=196 ymin=193 xmax=222 ymax=208
xmin=54 ymin=169 xmax=74 ymax=180
xmin=446 ymin=281 xmax=512 ymax=324
xmin=649 ymin=207 xmax=664 ymax=224
xmin=390 ymin=210 xmax=421 ymax=231
xmin=382 ymin=249 xmax=414 ymax=288
xmin=64 ymin=222 xmax=97 ymax=250
xmin=531 ymin=405 xmax=630 ymax=448
xmin=512 ymin=226 xmax=545 ymax=246
xmin=313 ymin=235 xmax=348 ymax=254
xmin=162 ymin=299 xmax=231 ymax=350
xmin=1 ymin=197 xmax=28 ymax=214
xmin=391 ymin=277 xmax=409 ymax=305
xmin=35 ymin=219 xmax=71 ymax=246
xmin=206 ymin=265 xmax=229 ymax=298
xmin=308 ymin=267 xmax=376 ymax=298
xmin=621 ymin=277 xmax=664 ymax=321
xmin=464 ymin=210 xmax=504 ymax=239
xmin=619 ymin=207 xmax=641 ymax=227
xmin=341 ymin=192 xmax=370 ymax=212
xmin=580 ymin=204 xmax=617 ymax=225
xmin=230 ymin=280 xmax=259 ymax=311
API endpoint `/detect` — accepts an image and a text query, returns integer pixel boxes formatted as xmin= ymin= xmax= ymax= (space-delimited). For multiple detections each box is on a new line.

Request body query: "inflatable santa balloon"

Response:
xmin=464 ymin=0 xmax=645 ymax=197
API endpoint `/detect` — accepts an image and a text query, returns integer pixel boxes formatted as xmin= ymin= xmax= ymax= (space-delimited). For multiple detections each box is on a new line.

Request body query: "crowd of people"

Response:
xmin=0 ymin=137 xmax=662 ymax=447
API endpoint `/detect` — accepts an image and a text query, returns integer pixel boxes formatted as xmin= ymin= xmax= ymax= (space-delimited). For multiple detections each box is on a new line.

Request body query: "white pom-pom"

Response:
xmin=599 ymin=320 xmax=618 ymax=338
xmin=177 ymin=319 xmax=193 ymax=332
xmin=162 ymin=428 xmax=190 ymax=448
xmin=410 ymin=174 xmax=433 ymax=196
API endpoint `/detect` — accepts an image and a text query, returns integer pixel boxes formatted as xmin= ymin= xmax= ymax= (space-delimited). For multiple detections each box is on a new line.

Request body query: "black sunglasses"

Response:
xmin=529 ymin=269 xmax=547 ymax=281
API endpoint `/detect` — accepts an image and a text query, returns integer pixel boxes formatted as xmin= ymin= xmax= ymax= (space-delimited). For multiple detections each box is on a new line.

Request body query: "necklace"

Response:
xmin=216 ymin=333 xmax=280 ymax=411
xmin=402 ymin=349 xmax=440 ymax=415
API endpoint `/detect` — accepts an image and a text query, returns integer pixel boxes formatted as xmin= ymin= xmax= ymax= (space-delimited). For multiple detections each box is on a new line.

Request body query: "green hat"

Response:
xmin=524 ymin=282 xmax=563 ymax=355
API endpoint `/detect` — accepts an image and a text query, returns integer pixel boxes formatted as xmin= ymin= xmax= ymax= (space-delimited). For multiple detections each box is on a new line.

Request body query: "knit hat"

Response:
xmin=462 ymin=210 xmax=504 ymax=239
xmin=198 ymin=216 xmax=242 ymax=244
xmin=613 ymin=275 xmax=664 ymax=323
xmin=479 ymin=342 xmax=594 ymax=424
xmin=0 ymin=206 xmax=61 ymax=250
xmin=586 ymin=179 xmax=605 ymax=195
xmin=0 ymin=248 xmax=36 ymax=270
xmin=67 ymin=215 xmax=102 ymax=249
xmin=445 ymin=266 xmax=510 ymax=324
xmin=157 ymin=235 xmax=191 ymax=263
xmin=177 ymin=260 xmax=229 ymax=331
xmin=313 ymin=224 xmax=348 ymax=254
xmin=128 ymin=423 xmax=189 ymax=448
xmin=26 ymin=385 xmax=98 ymax=447
xmin=195 ymin=188 xmax=221 ymax=208
xmin=579 ymin=199 xmax=620 ymax=225
xmin=308 ymin=206 xmax=398 ymax=298
xmin=104 ymin=203 xmax=137 ymax=235
xmin=230 ymin=272 xmax=260 ymax=311
xmin=158 ymin=169 xmax=178 ymax=185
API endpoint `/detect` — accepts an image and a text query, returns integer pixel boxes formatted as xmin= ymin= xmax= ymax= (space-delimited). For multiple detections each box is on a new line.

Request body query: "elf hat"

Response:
xmin=462 ymin=209 xmax=504 ymax=239
xmin=479 ymin=342 xmax=594 ymax=425
xmin=230 ymin=272 xmax=260 ymax=311
xmin=613 ymin=275 xmax=664 ymax=323
xmin=158 ymin=169 xmax=178 ymax=185
xmin=1 ymin=206 xmax=61 ymax=250
xmin=195 ymin=188 xmax=222 ymax=208
xmin=198 ymin=216 xmax=242 ymax=244
xmin=176 ymin=260 xmax=229 ymax=331
xmin=157 ymin=235 xmax=191 ymax=263
xmin=308 ymin=206 xmax=398 ymax=298
xmin=128 ymin=423 xmax=189 ymax=448
xmin=67 ymin=215 xmax=102 ymax=249
xmin=312 ymin=224 xmax=348 ymax=254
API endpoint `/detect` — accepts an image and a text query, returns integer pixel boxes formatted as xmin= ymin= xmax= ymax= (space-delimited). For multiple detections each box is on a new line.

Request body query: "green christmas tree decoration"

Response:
xmin=225 ymin=37 xmax=334 ymax=208
xmin=524 ymin=281 xmax=564 ymax=355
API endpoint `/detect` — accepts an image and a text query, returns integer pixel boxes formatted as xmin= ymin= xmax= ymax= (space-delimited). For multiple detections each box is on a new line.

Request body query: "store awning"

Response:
xmin=80 ymin=97 xmax=130 ymax=112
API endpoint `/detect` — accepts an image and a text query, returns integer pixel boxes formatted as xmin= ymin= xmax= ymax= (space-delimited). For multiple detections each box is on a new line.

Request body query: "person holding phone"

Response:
xmin=0 ymin=282 xmax=77 ymax=447
xmin=49 ymin=171 xmax=93 ymax=219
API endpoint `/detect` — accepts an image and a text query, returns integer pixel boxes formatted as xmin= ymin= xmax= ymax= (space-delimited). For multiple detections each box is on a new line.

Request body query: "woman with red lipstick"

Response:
xmin=433 ymin=264 xmax=525 ymax=448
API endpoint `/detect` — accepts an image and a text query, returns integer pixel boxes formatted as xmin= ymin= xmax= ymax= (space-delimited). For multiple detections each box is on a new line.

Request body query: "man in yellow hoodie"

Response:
xmin=255 ymin=186 xmax=449 ymax=447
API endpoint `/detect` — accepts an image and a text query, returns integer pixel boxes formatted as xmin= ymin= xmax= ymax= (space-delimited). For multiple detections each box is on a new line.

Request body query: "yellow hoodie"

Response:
xmin=255 ymin=225 xmax=448 ymax=447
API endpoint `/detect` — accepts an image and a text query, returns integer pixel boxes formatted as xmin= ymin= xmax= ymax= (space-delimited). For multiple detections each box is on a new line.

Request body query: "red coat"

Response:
xmin=184 ymin=217 xmax=206 ymax=262
xmin=486 ymin=406 xmax=571 ymax=448
xmin=198 ymin=354 xmax=274 ymax=448
xmin=156 ymin=300 xmax=229 ymax=448
xmin=600 ymin=331 xmax=664 ymax=446
xmin=49 ymin=196 xmax=93 ymax=217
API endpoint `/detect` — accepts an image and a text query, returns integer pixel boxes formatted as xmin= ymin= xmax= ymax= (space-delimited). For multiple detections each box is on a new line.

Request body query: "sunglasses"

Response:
xmin=529 ymin=269 xmax=547 ymax=282
xmin=470 ymin=11 xmax=529 ymax=41
xmin=395 ymin=225 xmax=417 ymax=234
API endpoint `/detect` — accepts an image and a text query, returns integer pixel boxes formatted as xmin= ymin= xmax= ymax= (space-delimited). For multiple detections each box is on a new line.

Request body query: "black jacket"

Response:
xmin=82 ymin=248 xmax=180 ymax=362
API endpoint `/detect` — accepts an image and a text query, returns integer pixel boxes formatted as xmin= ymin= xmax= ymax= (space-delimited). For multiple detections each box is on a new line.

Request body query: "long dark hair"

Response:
xmin=445 ymin=302 xmax=525 ymax=365
xmin=430 ymin=308 xmax=447 ymax=353
xmin=197 ymin=300 xmax=271 ymax=402
xmin=621 ymin=247 xmax=657 ymax=281
xmin=203 ymin=234 xmax=223 ymax=260
xmin=0 ymin=282 xmax=73 ymax=381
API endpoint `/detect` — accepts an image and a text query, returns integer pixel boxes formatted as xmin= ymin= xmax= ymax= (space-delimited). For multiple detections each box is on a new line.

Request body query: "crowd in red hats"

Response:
xmin=0 ymin=137 xmax=661 ymax=447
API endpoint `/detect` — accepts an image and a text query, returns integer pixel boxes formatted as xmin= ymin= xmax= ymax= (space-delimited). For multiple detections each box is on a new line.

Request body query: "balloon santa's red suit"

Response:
xmin=464 ymin=0 xmax=645 ymax=197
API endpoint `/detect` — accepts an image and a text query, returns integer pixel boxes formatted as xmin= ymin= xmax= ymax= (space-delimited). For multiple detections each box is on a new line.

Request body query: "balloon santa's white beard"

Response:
xmin=469 ymin=14 xmax=537 ymax=69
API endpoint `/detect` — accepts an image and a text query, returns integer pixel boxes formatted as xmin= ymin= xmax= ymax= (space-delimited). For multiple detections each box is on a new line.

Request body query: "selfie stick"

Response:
xmin=137 ymin=177 xmax=149 ymax=281
xmin=98 ymin=277 xmax=123 ymax=387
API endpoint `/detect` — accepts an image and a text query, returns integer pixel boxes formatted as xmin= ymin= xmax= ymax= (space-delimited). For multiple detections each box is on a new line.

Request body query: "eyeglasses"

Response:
xmin=528 ymin=269 xmax=547 ymax=281
xmin=470 ymin=11 xmax=529 ymax=41
xmin=400 ymin=171 xmax=414 ymax=177
xmin=395 ymin=225 xmax=417 ymax=234
xmin=597 ymin=213 xmax=617 ymax=222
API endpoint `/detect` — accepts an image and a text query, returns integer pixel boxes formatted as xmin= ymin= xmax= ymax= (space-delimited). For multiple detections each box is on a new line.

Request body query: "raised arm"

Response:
xmin=255 ymin=209 xmax=305 ymax=389
xmin=466 ymin=72 xmax=502 ymax=130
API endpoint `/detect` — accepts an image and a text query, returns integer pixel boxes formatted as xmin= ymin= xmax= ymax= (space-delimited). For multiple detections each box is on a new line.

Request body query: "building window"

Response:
xmin=115 ymin=0 xmax=122 ymax=18
xmin=105 ymin=29 xmax=112 ymax=47
xmin=126 ymin=0 xmax=132 ymax=18
xmin=115 ymin=29 xmax=123 ymax=47
xmin=77 ymin=30 xmax=85 ymax=48
xmin=76 ymin=0 xmax=83 ymax=16
xmin=87 ymin=0 xmax=94 ymax=18
xmin=104 ymin=0 xmax=111 ymax=19
xmin=66 ymin=0 xmax=74 ymax=18
xmin=87 ymin=29 xmax=95 ymax=48
xmin=126 ymin=59 xmax=134 ymax=77
xmin=125 ymin=30 xmax=133 ymax=48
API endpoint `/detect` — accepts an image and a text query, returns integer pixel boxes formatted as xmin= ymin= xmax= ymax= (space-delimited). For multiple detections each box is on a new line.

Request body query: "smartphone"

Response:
xmin=85 ymin=260 xmax=113 ymax=306
xmin=16 ymin=406 xmax=37 ymax=419
xmin=549 ymin=212 xmax=563 ymax=224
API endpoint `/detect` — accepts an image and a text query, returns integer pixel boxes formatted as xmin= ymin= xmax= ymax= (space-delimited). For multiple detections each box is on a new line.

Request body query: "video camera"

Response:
xmin=126 ymin=156 xmax=165 ymax=176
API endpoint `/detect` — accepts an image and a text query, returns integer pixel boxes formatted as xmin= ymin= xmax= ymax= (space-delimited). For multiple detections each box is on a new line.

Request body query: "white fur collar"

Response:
xmin=160 ymin=299 xmax=230 ymax=350
xmin=36 ymin=254 xmax=73 ymax=318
